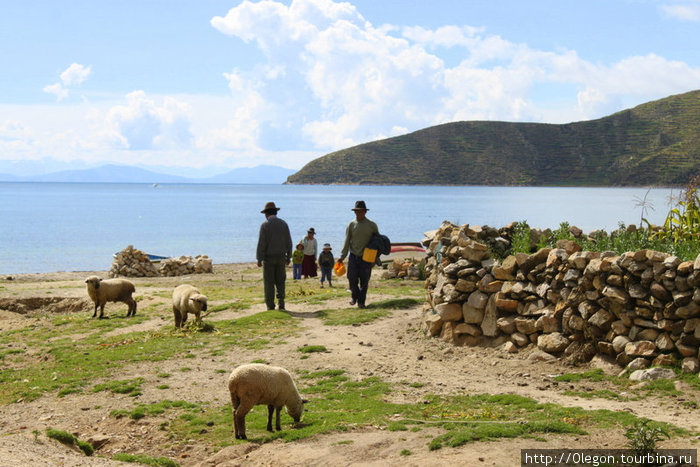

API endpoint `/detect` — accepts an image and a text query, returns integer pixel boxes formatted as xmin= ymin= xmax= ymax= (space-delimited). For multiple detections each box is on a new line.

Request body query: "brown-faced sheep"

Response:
xmin=85 ymin=275 xmax=137 ymax=318
xmin=171 ymin=284 xmax=208 ymax=328
xmin=228 ymin=363 xmax=306 ymax=440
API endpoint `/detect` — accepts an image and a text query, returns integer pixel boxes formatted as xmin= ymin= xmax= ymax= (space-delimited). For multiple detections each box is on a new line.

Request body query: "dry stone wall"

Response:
xmin=110 ymin=245 xmax=213 ymax=278
xmin=421 ymin=221 xmax=700 ymax=374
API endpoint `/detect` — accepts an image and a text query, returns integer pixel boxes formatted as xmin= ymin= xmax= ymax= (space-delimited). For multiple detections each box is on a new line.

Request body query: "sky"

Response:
xmin=1 ymin=0 xmax=700 ymax=174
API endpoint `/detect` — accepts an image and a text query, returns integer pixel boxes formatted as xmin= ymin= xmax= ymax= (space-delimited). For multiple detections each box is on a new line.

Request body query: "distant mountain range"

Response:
xmin=287 ymin=89 xmax=700 ymax=186
xmin=0 ymin=164 xmax=296 ymax=184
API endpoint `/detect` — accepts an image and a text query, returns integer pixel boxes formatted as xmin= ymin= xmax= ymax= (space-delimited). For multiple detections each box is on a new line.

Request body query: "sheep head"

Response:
xmin=85 ymin=276 xmax=102 ymax=290
xmin=189 ymin=294 xmax=208 ymax=312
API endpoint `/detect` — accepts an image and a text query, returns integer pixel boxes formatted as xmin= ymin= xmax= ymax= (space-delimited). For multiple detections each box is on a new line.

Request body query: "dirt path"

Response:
xmin=0 ymin=265 xmax=698 ymax=466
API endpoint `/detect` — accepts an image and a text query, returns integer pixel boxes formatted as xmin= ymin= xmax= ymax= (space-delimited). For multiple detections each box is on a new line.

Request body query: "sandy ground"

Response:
xmin=0 ymin=264 xmax=698 ymax=466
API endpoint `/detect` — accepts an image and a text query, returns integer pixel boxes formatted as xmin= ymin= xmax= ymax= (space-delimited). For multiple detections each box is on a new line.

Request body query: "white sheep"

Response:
xmin=85 ymin=275 xmax=137 ymax=319
xmin=227 ymin=363 xmax=306 ymax=440
xmin=171 ymin=284 xmax=208 ymax=328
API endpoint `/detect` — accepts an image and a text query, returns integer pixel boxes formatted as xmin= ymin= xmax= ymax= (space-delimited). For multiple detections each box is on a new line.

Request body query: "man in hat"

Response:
xmin=338 ymin=200 xmax=379 ymax=308
xmin=256 ymin=201 xmax=293 ymax=311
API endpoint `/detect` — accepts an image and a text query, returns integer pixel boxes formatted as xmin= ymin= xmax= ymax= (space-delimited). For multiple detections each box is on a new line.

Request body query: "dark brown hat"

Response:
xmin=307 ymin=227 xmax=316 ymax=234
xmin=352 ymin=200 xmax=368 ymax=211
xmin=261 ymin=201 xmax=280 ymax=213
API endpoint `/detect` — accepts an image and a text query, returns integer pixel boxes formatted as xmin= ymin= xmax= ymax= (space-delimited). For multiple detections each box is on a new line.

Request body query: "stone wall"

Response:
xmin=109 ymin=245 xmax=213 ymax=277
xmin=420 ymin=221 xmax=700 ymax=374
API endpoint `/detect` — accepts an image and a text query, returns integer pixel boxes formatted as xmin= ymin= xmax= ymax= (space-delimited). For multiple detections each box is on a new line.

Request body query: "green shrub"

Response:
xmin=45 ymin=428 xmax=94 ymax=456
xmin=625 ymin=419 xmax=670 ymax=454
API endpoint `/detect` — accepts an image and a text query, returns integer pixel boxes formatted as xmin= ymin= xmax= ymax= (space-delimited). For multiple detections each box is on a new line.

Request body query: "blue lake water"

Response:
xmin=0 ymin=182 xmax=677 ymax=274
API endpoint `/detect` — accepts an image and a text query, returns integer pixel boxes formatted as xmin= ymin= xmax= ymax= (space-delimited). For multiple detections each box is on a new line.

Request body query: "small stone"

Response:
xmin=629 ymin=367 xmax=676 ymax=381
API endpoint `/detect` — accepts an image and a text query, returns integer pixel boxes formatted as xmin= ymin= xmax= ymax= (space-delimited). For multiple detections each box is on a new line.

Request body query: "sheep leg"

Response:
xmin=126 ymin=298 xmax=137 ymax=317
xmin=99 ymin=304 xmax=106 ymax=319
xmin=231 ymin=393 xmax=241 ymax=439
xmin=91 ymin=304 xmax=98 ymax=318
xmin=275 ymin=406 xmax=282 ymax=431
xmin=266 ymin=405 xmax=274 ymax=432
xmin=181 ymin=311 xmax=188 ymax=326
xmin=234 ymin=400 xmax=253 ymax=440
xmin=173 ymin=307 xmax=182 ymax=328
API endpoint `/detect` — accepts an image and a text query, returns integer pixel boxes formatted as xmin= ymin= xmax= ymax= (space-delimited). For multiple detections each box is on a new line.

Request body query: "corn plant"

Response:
xmin=648 ymin=175 xmax=700 ymax=243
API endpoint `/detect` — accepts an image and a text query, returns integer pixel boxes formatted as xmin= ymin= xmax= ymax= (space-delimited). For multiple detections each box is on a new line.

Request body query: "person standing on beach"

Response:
xmin=300 ymin=227 xmax=318 ymax=278
xmin=337 ymin=200 xmax=379 ymax=308
xmin=318 ymin=243 xmax=335 ymax=288
xmin=292 ymin=243 xmax=304 ymax=280
xmin=256 ymin=201 xmax=292 ymax=311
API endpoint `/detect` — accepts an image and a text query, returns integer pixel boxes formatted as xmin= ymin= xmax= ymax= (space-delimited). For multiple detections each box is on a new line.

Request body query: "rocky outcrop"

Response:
xmin=421 ymin=221 xmax=700 ymax=373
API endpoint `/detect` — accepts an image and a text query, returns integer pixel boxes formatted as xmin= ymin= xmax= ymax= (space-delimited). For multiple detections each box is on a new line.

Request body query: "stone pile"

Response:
xmin=110 ymin=245 xmax=159 ymax=277
xmin=158 ymin=255 xmax=213 ymax=276
xmin=110 ymin=246 xmax=213 ymax=277
xmin=382 ymin=258 xmax=422 ymax=281
xmin=421 ymin=221 xmax=700 ymax=373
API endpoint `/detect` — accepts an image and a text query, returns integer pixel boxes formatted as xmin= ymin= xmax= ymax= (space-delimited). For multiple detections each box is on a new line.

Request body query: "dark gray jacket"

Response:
xmin=256 ymin=215 xmax=292 ymax=262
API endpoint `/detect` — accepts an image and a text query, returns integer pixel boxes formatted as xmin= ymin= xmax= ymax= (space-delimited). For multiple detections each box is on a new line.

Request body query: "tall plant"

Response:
xmin=650 ymin=175 xmax=700 ymax=242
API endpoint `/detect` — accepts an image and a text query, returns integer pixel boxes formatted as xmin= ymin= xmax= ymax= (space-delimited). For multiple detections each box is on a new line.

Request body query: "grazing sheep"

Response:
xmin=171 ymin=284 xmax=208 ymax=328
xmin=84 ymin=275 xmax=137 ymax=318
xmin=228 ymin=363 xmax=306 ymax=440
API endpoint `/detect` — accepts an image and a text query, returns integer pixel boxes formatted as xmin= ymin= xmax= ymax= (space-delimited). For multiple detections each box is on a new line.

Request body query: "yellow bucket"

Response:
xmin=334 ymin=262 xmax=346 ymax=277
xmin=362 ymin=248 xmax=378 ymax=263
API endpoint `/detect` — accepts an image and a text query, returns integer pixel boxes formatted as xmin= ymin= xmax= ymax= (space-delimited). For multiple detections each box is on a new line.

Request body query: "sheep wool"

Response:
xmin=228 ymin=363 xmax=305 ymax=440
xmin=171 ymin=284 xmax=208 ymax=328
xmin=84 ymin=275 xmax=137 ymax=319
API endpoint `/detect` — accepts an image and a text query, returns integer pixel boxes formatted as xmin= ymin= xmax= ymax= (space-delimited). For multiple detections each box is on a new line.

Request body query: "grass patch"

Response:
xmin=562 ymin=389 xmax=630 ymax=401
xmin=112 ymin=453 xmax=179 ymax=466
xmin=553 ymin=367 xmax=697 ymax=401
xmin=110 ymin=399 xmax=201 ymax=421
xmin=164 ymin=370 xmax=685 ymax=450
xmin=93 ymin=377 xmax=145 ymax=397
xmin=46 ymin=427 xmax=94 ymax=456
xmin=318 ymin=297 xmax=421 ymax=326
xmin=297 ymin=345 xmax=328 ymax=354
xmin=0 ymin=310 xmax=299 ymax=404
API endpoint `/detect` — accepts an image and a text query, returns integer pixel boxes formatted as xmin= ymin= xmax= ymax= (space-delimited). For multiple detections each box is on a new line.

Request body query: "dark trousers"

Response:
xmin=347 ymin=253 xmax=372 ymax=306
xmin=263 ymin=255 xmax=287 ymax=310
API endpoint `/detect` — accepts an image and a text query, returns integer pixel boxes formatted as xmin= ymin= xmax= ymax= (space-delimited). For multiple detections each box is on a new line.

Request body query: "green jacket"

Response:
xmin=340 ymin=217 xmax=378 ymax=260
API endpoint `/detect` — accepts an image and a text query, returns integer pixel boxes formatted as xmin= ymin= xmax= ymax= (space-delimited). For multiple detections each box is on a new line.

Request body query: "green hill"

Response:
xmin=286 ymin=90 xmax=700 ymax=186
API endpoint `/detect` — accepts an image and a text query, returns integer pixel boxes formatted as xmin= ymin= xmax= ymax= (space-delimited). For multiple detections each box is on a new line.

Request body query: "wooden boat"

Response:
xmin=381 ymin=242 xmax=426 ymax=266
xmin=146 ymin=254 xmax=169 ymax=263
xmin=113 ymin=252 xmax=170 ymax=263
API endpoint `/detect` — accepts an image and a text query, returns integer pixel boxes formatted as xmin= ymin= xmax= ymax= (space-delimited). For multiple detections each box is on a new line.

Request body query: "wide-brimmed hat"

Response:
xmin=352 ymin=200 xmax=369 ymax=211
xmin=307 ymin=227 xmax=316 ymax=234
xmin=261 ymin=201 xmax=280 ymax=213
xmin=323 ymin=243 xmax=331 ymax=250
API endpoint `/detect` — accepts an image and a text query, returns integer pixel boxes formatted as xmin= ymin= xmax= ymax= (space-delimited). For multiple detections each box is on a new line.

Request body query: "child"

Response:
xmin=292 ymin=243 xmax=304 ymax=280
xmin=318 ymin=243 xmax=335 ymax=288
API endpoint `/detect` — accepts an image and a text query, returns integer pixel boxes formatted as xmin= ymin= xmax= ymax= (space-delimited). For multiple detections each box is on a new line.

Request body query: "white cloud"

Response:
xmin=660 ymin=1 xmax=700 ymax=21
xmin=43 ymin=83 xmax=69 ymax=101
xmin=0 ymin=120 xmax=32 ymax=141
xmin=60 ymin=63 xmax=92 ymax=86
xmin=43 ymin=63 xmax=92 ymax=101
xmin=209 ymin=0 xmax=700 ymax=151
xmin=103 ymin=91 xmax=194 ymax=150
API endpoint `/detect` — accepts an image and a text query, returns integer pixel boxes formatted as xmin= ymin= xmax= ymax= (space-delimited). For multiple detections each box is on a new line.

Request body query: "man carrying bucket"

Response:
xmin=337 ymin=200 xmax=379 ymax=309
